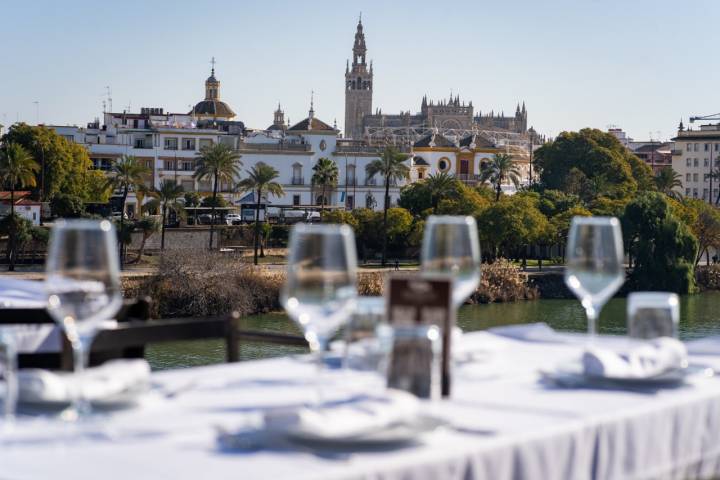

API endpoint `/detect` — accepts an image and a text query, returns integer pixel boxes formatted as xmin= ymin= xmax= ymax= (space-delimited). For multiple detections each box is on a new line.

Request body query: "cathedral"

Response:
xmin=344 ymin=18 xmax=528 ymax=140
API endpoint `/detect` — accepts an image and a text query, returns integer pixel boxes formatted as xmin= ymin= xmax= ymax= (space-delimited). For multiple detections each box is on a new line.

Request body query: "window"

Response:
xmin=694 ymin=158 xmax=699 ymax=167
xmin=347 ymin=165 xmax=356 ymax=186
xmin=686 ymin=188 xmax=691 ymax=196
xmin=695 ymin=143 xmax=699 ymax=151
xmin=182 ymin=138 xmax=196 ymax=151
xmin=686 ymin=173 xmax=691 ymax=182
xmin=319 ymin=140 xmax=327 ymax=151
xmin=705 ymin=144 xmax=710 ymax=152
xmin=164 ymin=137 xmax=178 ymax=150
xmin=705 ymin=158 xmax=709 ymax=167
xmin=437 ymin=157 xmax=451 ymax=172
xmin=418 ymin=170 xmax=424 ymax=179
xmin=694 ymin=173 xmax=699 ymax=182
xmin=182 ymin=160 xmax=194 ymax=171
xmin=164 ymin=160 xmax=176 ymax=170
xmin=292 ymin=195 xmax=300 ymax=206
xmin=693 ymin=188 xmax=698 ymax=198
xmin=64 ymin=135 xmax=75 ymax=143
xmin=715 ymin=144 xmax=720 ymax=152
xmin=347 ymin=195 xmax=354 ymax=210
xmin=703 ymin=189 xmax=708 ymax=199
xmin=687 ymin=158 xmax=692 ymax=167
xmin=687 ymin=143 xmax=692 ymax=152
xmin=199 ymin=139 xmax=213 ymax=149
xmin=292 ymin=164 xmax=303 ymax=184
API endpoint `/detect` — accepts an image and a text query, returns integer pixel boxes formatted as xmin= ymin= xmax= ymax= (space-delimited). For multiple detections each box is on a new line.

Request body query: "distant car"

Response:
xmin=305 ymin=211 xmax=321 ymax=223
xmin=225 ymin=213 xmax=242 ymax=225
xmin=197 ymin=213 xmax=223 ymax=225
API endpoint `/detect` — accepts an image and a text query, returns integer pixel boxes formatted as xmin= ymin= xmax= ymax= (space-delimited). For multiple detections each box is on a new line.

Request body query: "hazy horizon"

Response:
xmin=1 ymin=0 xmax=717 ymax=142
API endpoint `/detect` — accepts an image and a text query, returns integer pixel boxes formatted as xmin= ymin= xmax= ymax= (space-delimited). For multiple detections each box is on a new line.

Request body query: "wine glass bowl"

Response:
xmin=421 ymin=216 xmax=481 ymax=308
xmin=281 ymin=223 xmax=358 ymax=392
xmin=564 ymin=216 xmax=625 ymax=338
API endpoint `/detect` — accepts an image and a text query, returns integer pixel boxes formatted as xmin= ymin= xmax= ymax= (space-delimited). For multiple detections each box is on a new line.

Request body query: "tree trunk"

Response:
xmin=161 ymin=205 xmax=167 ymax=250
xmin=321 ymin=184 xmax=326 ymax=216
xmin=253 ymin=187 xmax=262 ymax=265
xmin=209 ymin=173 xmax=218 ymax=250
xmin=119 ymin=186 xmax=128 ymax=267
xmin=381 ymin=177 xmax=390 ymax=267
xmin=495 ymin=181 xmax=501 ymax=202
xmin=8 ymin=187 xmax=15 ymax=272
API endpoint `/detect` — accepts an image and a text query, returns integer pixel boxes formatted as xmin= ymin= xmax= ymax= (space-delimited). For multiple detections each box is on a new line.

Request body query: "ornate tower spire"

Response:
xmin=352 ymin=16 xmax=367 ymax=66
xmin=309 ymin=90 xmax=315 ymax=120
xmin=205 ymin=57 xmax=220 ymax=100
xmin=273 ymin=102 xmax=284 ymax=127
xmin=344 ymin=15 xmax=373 ymax=139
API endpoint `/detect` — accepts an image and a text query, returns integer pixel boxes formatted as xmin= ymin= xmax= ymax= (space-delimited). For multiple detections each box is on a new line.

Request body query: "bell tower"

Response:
xmin=344 ymin=15 xmax=373 ymax=139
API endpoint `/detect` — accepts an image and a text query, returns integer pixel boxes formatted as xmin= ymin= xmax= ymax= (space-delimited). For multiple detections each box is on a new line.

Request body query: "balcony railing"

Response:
xmin=671 ymin=149 xmax=683 ymax=156
xmin=291 ymin=177 xmax=304 ymax=185
xmin=457 ymin=173 xmax=482 ymax=183
xmin=134 ymin=142 xmax=152 ymax=149
xmin=334 ymin=145 xmax=384 ymax=154
xmin=238 ymin=142 xmax=312 ymax=152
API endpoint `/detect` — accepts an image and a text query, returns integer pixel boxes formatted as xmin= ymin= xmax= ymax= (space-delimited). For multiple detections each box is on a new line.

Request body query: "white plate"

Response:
xmin=286 ymin=414 xmax=446 ymax=447
xmin=541 ymin=362 xmax=713 ymax=389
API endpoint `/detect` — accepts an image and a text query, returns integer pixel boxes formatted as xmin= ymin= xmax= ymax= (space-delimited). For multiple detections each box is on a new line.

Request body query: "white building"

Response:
xmin=671 ymin=121 xmax=720 ymax=201
xmin=51 ymin=64 xmax=526 ymax=217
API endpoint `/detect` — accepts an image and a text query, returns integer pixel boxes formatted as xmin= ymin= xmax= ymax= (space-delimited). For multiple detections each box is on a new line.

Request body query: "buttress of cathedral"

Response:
xmin=343 ymin=18 xmax=528 ymax=140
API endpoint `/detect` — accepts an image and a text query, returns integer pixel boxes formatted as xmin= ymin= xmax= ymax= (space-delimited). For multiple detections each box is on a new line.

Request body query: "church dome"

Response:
xmin=190 ymin=100 xmax=235 ymax=119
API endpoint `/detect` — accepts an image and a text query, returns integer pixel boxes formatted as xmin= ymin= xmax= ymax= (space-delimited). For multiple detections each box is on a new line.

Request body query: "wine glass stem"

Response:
xmin=586 ymin=308 xmax=598 ymax=340
xmin=313 ymin=339 xmax=328 ymax=407
xmin=71 ymin=338 xmax=92 ymax=418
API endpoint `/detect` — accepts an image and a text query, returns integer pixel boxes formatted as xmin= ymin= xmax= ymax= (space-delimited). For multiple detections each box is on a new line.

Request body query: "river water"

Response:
xmin=146 ymin=292 xmax=720 ymax=370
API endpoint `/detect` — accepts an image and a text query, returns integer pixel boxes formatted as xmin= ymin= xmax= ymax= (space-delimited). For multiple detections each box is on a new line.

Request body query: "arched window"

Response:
xmin=347 ymin=164 xmax=356 ymax=185
xmin=316 ymin=195 xmax=326 ymax=206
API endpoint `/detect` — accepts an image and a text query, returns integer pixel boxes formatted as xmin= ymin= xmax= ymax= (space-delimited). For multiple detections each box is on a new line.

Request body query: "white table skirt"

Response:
xmin=4 ymin=326 xmax=720 ymax=480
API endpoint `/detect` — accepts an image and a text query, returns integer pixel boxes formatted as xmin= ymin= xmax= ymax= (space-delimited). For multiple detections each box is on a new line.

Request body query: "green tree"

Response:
xmin=654 ymin=167 xmax=683 ymax=200
xmin=622 ymin=192 xmax=698 ymax=293
xmin=104 ymin=155 xmax=150 ymax=265
xmin=480 ymin=153 xmax=522 ymax=201
xmin=534 ymin=128 xmax=650 ymax=203
xmin=476 ymin=195 xmax=550 ymax=260
xmin=50 ymin=193 xmax=85 ymax=218
xmin=194 ymin=143 xmax=242 ymax=250
xmin=425 ymin=172 xmax=456 ymax=213
xmin=683 ymin=199 xmax=720 ymax=265
xmin=437 ymin=182 xmax=490 ymax=217
xmin=1 ymin=123 xmax=107 ymax=203
xmin=236 ymin=163 xmax=284 ymax=265
xmin=397 ymin=181 xmax=433 ymax=217
xmin=322 ymin=209 xmax=359 ymax=230
xmin=148 ymin=180 xmax=185 ymax=250
xmin=184 ymin=192 xmax=201 ymax=207
xmin=709 ymin=162 xmax=720 ymax=205
xmin=311 ymin=157 xmax=338 ymax=216
xmin=0 ymin=142 xmax=40 ymax=271
xmin=0 ymin=214 xmax=33 ymax=270
xmin=365 ymin=146 xmax=410 ymax=266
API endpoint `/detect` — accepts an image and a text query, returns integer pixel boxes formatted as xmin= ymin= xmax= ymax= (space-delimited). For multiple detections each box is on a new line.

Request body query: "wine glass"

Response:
xmin=281 ymin=223 xmax=357 ymax=402
xmin=45 ymin=219 xmax=123 ymax=419
xmin=564 ymin=216 xmax=625 ymax=339
xmin=421 ymin=216 xmax=481 ymax=308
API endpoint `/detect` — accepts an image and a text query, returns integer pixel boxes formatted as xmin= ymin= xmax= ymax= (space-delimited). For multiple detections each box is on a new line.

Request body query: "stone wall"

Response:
xmin=129 ymin=227 xmax=220 ymax=250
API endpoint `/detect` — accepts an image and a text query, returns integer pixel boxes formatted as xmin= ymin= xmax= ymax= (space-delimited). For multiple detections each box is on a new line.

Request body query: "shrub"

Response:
xmin=139 ymin=250 xmax=284 ymax=318
xmin=51 ymin=193 xmax=85 ymax=218
xmin=471 ymin=258 xmax=539 ymax=303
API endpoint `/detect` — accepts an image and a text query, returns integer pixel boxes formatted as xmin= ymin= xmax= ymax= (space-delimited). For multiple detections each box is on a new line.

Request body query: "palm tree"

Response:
xmin=654 ymin=167 xmax=683 ymax=200
xmin=147 ymin=180 xmax=185 ymax=250
xmin=105 ymin=155 xmax=150 ymax=264
xmin=365 ymin=146 xmax=410 ymax=266
xmin=132 ymin=217 xmax=159 ymax=263
xmin=480 ymin=153 xmax=522 ymax=201
xmin=194 ymin=143 xmax=242 ymax=250
xmin=425 ymin=172 xmax=456 ymax=213
xmin=0 ymin=143 xmax=39 ymax=271
xmin=236 ymin=163 xmax=284 ymax=265
xmin=311 ymin=157 xmax=338 ymax=216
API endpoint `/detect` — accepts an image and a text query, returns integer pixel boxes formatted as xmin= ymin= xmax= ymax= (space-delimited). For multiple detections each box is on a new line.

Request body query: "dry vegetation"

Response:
xmin=697 ymin=265 xmax=720 ymax=291
xmin=126 ymin=254 xmax=538 ymax=318
xmin=133 ymin=251 xmax=284 ymax=318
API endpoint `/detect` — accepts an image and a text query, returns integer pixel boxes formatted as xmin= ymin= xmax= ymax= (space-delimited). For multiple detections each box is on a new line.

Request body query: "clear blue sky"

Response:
xmin=0 ymin=0 xmax=717 ymax=141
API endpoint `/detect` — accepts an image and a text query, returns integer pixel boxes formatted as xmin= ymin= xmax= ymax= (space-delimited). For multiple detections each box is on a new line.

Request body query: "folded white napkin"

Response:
xmin=263 ymin=389 xmax=420 ymax=439
xmin=0 ymin=278 xmax=47 ymax=308
xmin=582 ymin=337 xmax=688 ymax=379
xmin=18 ymin=359 xmax=151 ymax=404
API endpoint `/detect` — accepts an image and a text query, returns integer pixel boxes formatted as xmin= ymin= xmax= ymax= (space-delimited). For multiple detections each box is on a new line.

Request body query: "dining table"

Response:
xmin=3 ymin=323 xmax=720 ymax=480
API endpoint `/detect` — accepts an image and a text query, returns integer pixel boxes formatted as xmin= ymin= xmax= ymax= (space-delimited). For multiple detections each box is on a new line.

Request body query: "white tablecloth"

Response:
xmin=4 ymin=326 xmax=720 ymax=480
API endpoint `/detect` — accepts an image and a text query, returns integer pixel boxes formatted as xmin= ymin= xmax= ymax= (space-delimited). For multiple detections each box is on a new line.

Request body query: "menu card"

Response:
xmin=386 ymin=274 xmax=454 ymax=397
